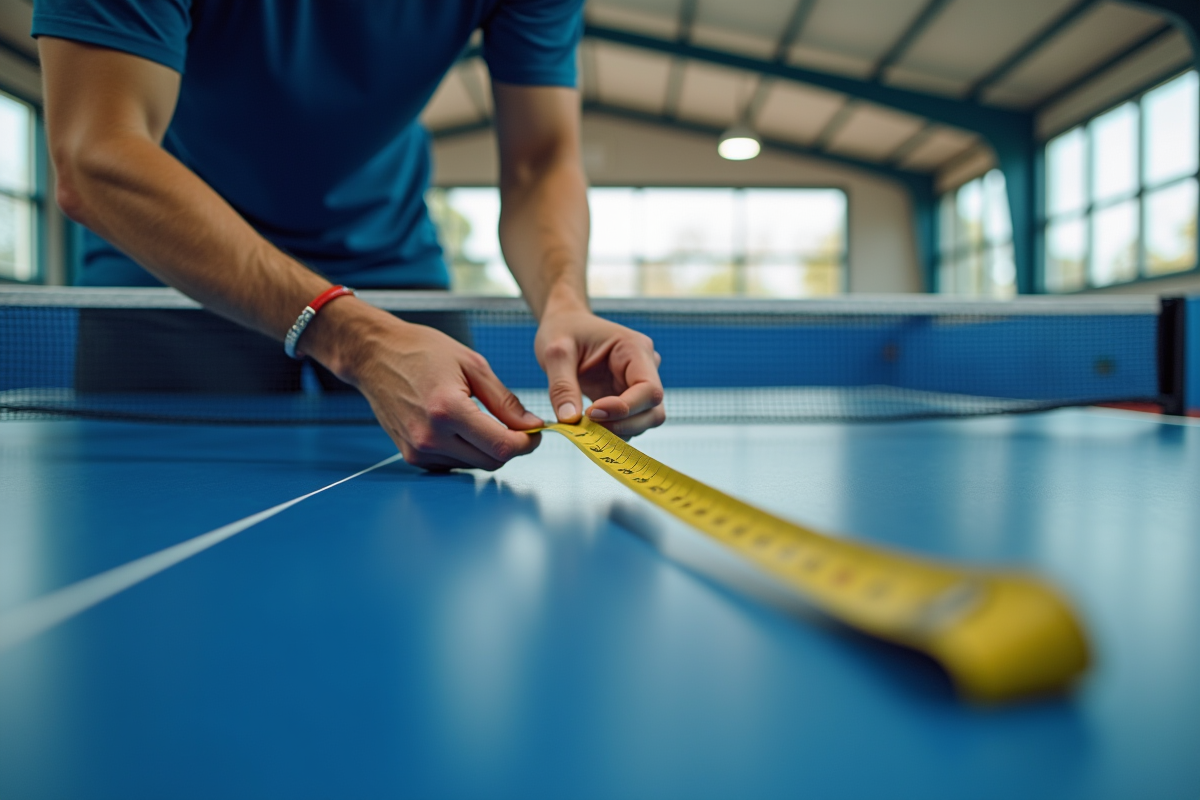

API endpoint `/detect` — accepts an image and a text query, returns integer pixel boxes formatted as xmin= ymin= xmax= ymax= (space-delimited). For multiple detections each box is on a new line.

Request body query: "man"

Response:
xmin=33 ymin=0 xmax=665 ymax=470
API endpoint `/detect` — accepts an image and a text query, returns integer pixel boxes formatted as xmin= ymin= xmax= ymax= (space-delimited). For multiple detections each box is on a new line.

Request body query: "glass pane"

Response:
xmin=1145 ymin=178 xmax=1198 ymax=276
xmin=938 ymin=192 xmax=956 ymax=258
xmin=587 ymin=263 xmax=639 ymax=297
xmin=1090 ymin=102 xmax=1138 ymax=204
xmin=982 ymin=169 xmax=1011 ymax=245
xmin=743 ymin=189 xmax=846 ymax=261
xmin=0 ymin=93 xmax=32 ymax=195
xmin=0 ymin=194 xmax=35 ymax=281
xmin=430 ymin=187 xmax=519 ymax=296
xmin=1090 ymin=200 xmax=1139 ymax=286
xmin=745 ymin=260 xmax=842 ymax=298
xmin=1047 ymin=128 xmax=1086 ymax=216
xmin=1045 ymin=217 xmax=1086 ymax=292
xmin=938 ymin=257 xmax=957 ymax=294
xmin=986 ymin=242 xmax=1016 ymax=298
xmin=956 ymin=247 xmax=984 ymax=296
xmin=639 ymin=263 xmax=736 ymax=297
xmin=641 ymin=189 xmax=735 ymax=262
xmin=956 ymin=178 xmax=984 ymax=250
xmin=442 ymin=188 xmax=501 ymax=262
xmin=1144 ymin=71 xmax=1199 ymax=187
xmin=588 ymin=187 xmax=637 ymax=263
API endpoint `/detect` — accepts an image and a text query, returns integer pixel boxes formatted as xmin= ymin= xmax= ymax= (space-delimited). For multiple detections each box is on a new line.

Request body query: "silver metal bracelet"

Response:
xmin=283 ymin=305 xmax=318 ymax=359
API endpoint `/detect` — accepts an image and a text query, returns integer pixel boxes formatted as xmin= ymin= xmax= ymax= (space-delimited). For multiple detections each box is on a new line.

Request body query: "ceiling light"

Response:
xmin=718 ymin=124 xmax=761 ymax=161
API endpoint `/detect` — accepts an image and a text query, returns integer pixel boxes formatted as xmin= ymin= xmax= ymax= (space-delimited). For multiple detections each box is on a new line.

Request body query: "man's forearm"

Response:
xmin=58 ymin=132 xmax=394 ymax=378
xmin=65 ymin=135 xmax=320 ymax=333
xmin=497 ymin=154 xmax=590 ymax=320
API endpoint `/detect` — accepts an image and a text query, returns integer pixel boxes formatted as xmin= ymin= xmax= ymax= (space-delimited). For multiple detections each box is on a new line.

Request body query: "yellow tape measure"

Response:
xmin=541 ymin=419 xmax=1090 ymax=704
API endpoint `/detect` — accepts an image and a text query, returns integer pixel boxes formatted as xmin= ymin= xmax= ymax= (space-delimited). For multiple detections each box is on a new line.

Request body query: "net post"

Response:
xmin=1157 ymin=296 xmax=1187 ymax=417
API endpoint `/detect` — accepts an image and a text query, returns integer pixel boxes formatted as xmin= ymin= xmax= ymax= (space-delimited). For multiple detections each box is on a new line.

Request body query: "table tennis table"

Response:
xmin=1 ymin=405 xmax=1197 ymax=799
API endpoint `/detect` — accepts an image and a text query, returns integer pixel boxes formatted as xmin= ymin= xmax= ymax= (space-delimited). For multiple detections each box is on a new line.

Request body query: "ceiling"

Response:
xmin=422 ymin=0 xmax=1189 ymax=180
xmin=0 ymin=0 xmax=1188 ymax=183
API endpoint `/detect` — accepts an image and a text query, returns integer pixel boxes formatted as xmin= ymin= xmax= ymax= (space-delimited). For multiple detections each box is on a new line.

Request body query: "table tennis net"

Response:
xmin=0 ymin=288 xmax=1180 ymax=425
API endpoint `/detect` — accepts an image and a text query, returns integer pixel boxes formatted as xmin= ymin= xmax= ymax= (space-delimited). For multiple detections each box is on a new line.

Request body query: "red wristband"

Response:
xmin=284 ymin=285 xmax=356 ymax=359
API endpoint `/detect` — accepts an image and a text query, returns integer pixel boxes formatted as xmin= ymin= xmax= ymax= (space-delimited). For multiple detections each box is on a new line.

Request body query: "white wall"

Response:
xmin=433 ymin=113 xmax=923 ymax=294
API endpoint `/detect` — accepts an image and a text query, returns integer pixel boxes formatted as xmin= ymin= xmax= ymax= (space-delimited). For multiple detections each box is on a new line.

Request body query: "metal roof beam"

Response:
xmin=583 ymin=22 xmax=1029 ymax=138
xmin=868 ymin=0 xmax=954 ymax=81
xmin=662 ymin=0 xmax=700 ymax=119
xmin=1123 ymin=0 xmax=1200 ymax=71
xmin=429 ymin=103 xmax=931 ymax=191
xmin=744 ymin=0 xmax=819 ymax=124
xmin=810 ymin=100 xmax=858 ymax=151
xmin=579 ymin=100 xmax=932 ymax=189
xmin=773 ymin=0 xmax=819 ymax=62
xmin=434 ymin=101 xmax=936 ymax=194
xmin=886 ymin=123 xmax=939 ymax=165
xmin=967 ymin=0 xmax=1102 ymax=102
xmin=1033 ymin=22 xmax=1174 ymax=112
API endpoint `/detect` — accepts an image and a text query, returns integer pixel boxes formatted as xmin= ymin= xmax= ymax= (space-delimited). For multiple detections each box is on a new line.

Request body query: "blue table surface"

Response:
xmin=1 ymin=409 xmax=1198 ymax=799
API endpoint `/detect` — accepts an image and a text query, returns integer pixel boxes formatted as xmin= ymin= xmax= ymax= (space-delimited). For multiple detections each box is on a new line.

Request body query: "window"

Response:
xmin=0 ymin=91 xmax=36 ymax=283
xmin=1043 ymin=70 xmax=1198 ymax=291
xmin=937 ymin=169 xmax=1015 ymax=298
xmin=427 ymin=187 xmax=847 ymax=297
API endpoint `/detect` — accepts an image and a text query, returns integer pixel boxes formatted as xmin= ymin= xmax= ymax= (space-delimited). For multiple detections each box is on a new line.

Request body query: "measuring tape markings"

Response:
xmin=541 ymin=419 xmax=1091 ymax=704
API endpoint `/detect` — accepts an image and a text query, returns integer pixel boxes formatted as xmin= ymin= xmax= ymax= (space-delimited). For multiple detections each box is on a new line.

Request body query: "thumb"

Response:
xmin=539 ymin=338 xmax=583 ymax=423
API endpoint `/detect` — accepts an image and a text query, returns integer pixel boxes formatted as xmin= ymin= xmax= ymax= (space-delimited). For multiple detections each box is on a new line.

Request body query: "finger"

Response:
xmin=412 ymin=393 xmax=537 ymax=470
xmin=405 ymin=429 xmax=504 ymax=471
xmin=463 ymin=354 xmax=543 ymax=430
xmin=398 ymin=448 xmax=475 ymax=472
xmin=597 ymin=404 xmax=666 ymax=439
xmin=449 ymin=397 xmax=542 ymax=465
xmin=538 ymin=337 xmax=583 ymax=423
xmin=586 ymin=350 xmax=664 ymax=421
xmin=413 ymin=428 xmax=526 ymax=472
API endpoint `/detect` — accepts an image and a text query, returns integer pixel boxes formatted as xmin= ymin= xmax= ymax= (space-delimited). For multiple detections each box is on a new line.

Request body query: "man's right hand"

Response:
xmin=306 ymin=300 xmax=543 ymax=471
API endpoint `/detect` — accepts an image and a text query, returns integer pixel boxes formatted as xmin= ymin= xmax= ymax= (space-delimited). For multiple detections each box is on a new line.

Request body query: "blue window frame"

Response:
xmin=1042 ymin=70 xmax=1199 ymax=292
xmin=0 ymin=89 xmax=39 ymax=283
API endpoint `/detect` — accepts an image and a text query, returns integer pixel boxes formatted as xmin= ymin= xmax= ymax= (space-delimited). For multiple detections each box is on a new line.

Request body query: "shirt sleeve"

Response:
xmin=482 ymin=0 xmax=583 ymax=88
xmin=31 ymin=0 xmax=192 ymax=74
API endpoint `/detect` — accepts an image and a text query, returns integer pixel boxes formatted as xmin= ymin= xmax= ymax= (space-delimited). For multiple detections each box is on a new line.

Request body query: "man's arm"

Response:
xmin=41 ymin=37 xmax=541 ymax=470
xmin=493 ymin=83 xmax=665 ymax=437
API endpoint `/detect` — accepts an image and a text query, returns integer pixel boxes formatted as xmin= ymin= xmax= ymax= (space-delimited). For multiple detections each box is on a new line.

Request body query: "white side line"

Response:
xmin=0 ymin=453 xmax=404 ymax=653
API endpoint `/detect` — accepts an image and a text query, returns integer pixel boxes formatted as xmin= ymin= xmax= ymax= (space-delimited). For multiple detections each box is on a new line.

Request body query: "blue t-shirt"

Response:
xmin=32 ymin=0 xmax=582 ymax=287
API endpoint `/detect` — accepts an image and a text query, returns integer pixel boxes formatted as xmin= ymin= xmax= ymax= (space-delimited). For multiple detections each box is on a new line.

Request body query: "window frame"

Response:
xmin=935 ymin=169 xmax=1016 ymax=298
xmin=428 ymin=183 xmax=851 ymax=298
xmin=1040 ymin=69 xmax=1200 ymax=293
xmin=0 ymin=87 xmax=44 ymax=285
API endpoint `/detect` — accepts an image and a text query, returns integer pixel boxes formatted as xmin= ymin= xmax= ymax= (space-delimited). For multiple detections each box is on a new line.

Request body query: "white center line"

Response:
xmin=0 ymin=453 xmax=404 ymax=653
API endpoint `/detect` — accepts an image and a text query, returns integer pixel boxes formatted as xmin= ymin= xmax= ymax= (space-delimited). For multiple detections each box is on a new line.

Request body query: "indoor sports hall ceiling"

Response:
xmin=0 ymin=0 xmax=1191 ymax=183
xmin=422 ymin=0 xmax=1192 ymax=179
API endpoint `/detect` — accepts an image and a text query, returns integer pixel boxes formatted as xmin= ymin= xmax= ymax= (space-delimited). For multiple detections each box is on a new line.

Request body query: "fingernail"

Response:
xmin=587 ymin=407 xmax=609 ymax=420
xmin=523 ymin=412 xmax=544 ymax=427
xmin=557 ymin=402 xmax=577 ymax=421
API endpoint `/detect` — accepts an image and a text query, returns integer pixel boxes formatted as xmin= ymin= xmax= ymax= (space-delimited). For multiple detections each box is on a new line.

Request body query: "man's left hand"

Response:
xmin=535 ymin=308 xmax=665 ymax=438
